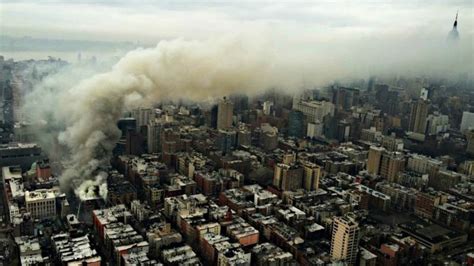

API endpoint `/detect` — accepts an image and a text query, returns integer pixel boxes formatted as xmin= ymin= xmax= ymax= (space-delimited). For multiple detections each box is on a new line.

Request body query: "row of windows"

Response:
xmin=29 ymin=206 xmax=55 ymax=211
xmin=27 ymin=200 xmax=54 ymax=206
xmin=0 ymin=153 xmax=41 ymax=159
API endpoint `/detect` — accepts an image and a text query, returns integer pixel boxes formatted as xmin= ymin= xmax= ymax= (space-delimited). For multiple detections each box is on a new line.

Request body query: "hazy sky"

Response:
xmin=1 ymin=0 xmax=473 ymax=45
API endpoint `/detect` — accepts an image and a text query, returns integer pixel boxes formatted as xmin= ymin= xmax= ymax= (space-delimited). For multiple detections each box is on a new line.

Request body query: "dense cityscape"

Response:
xmin=1 ymin=48 xmax=474 ymax=265
xmin=0 ymin=1 xmax=474 ymax=266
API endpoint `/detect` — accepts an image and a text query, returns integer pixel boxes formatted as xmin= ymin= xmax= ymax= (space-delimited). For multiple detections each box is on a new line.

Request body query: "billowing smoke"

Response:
xmin=74 ymin=172 xmax=108 ymax=200
xmin=22 ymin=34 xmax=473 ymax=201
xmin=32 ymin=37 xmax=278 ymax=200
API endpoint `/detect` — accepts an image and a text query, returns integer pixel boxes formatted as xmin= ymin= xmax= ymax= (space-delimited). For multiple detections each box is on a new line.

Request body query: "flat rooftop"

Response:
xmin=25 ymin=189 xmax=56 ymax=201
xmin=2 ymin=165 xmax=22 ymax=181
xmin=0 ymin=142 xmax=39 ymax=150
xmin=400 ymin=222 xmax=467 ymax=244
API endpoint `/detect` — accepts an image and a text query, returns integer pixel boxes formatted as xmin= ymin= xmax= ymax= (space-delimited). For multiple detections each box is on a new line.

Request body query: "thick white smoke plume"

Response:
xmin=51 ymin=37 xmax=276 ymax=200
xmin=22 ymin=35 xmax=473 ymax=201
xmin=74 ymin=172 xmax=108 ymax=200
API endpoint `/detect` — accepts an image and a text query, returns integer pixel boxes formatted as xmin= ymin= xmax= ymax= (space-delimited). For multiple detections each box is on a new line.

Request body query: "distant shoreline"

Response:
xmin=0 ymin=50 xmax=125 ymax=62
xmin=0 ymin=35 xmax=144 ymax=61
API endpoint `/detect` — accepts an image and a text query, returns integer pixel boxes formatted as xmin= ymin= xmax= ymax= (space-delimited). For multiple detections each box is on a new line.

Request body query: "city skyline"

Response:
xmin=0 ymin=1 xmax=473 ymax=265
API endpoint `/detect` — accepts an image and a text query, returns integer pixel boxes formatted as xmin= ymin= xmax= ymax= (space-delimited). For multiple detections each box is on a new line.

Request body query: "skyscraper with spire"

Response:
xmin=448 ymin=11 xmax=459 ymax=41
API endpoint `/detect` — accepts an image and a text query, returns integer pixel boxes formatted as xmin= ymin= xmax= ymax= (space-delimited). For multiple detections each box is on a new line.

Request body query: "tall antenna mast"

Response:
xmin=454 ymin=11 xmax=458 ymax=27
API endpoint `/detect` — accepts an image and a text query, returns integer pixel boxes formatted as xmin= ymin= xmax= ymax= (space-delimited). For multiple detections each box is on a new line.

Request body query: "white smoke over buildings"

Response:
xmin=22 ymin=34 xmax=473 ymax=201
xmin=74 ymin=172 xmax=108 ymax=200
xmin=25 ymin=37 xmax=278 ymax=200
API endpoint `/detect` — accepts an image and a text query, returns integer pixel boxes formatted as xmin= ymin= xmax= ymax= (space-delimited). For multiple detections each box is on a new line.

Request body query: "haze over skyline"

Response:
xmin=1 ymin=0 xmax=473 ymax=46
xmin=2 ymin=2 xmax=474 ymax=266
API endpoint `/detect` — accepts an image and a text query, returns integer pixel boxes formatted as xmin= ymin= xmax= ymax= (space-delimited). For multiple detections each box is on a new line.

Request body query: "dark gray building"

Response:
xmin=0 ymin=143 xmax=43 ymax=170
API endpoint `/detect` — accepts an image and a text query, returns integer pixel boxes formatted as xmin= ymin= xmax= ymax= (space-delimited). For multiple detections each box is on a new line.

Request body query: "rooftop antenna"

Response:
xmin=447 ymin=10 xmax=460 ymax=41
xmin=454 ymin=10 xmax=458 ymax=28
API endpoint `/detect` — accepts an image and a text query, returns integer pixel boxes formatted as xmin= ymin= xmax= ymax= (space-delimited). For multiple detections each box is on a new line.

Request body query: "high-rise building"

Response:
xmin=259 ymin=123 xmax=278 ymax=151
xmin=293 ymin=99 xmax=335 ymax=123
xmin=459 ymin=160 xmax=474 ymax=176
xmin=375 ymin=84 xmax=400 ymax=115
xmin=420 ymin=87 xmax=429 ymax=101
xmin=447 ymin=11 xmax=459 ymax=41
xmin=428 ymin=169 xmax=464 ymax=191
xmin=237 ymin=128 xmax=251 ymax=147
xmin=306 ymin=121 xmax=324 ymax=138
xmin=381 ymin=134 xmax=404 ymax=151
xmin=460 ymin=111 xmax=474 ymax=133
xmin=407 ymin=154 xmax=442 ymax=174
xmin=217 ymin=129 xmax=236 ymax=155
xmin=217 ymin=97 xmax=233 ymax=130
xmin=209 ymin=104 xmax=218 ymax=129
xmin=379 ymin=152 xmax=405 ymax=182
xmin=282 ymin=152 xmax=296 ymax=165
xmin=361 ymin=127 xmax=382 ymax=143
xmin=262 ymin=101 xmax=273 ymax=115
xmin=273 ymin=163 xmax=303 ymax=191
xmin=336 ymin=120 xmax=351 ymax=142
xmin=288 ymin=110 xmax=305 ymax=138
xmin=367 ymin=76 xmax=376 ymax=92
xmin=367 ymin=146 xmax=405 ymax=181
xmin=330 ymin=216 xmax=360 ymax=265
xmin=467 ymin=130 xmax=474 ymax=155
xmin=126 ymin=130 xmax=145 ymax=155
xmin=426 ymin=113 xmax=449 ymax=135
xmin=133 ymin=108 xmax=152 ymax=131
xmin=415 ymin=191 xmax=448 ymax=219
xmin=0 ymin=143 xmax=43 ymax=171
xmin=230 ymin=94 xmax=249 ymax=113
xmin=375 ymin=84 xmax=389 ymax=102
xmin=408 ymin=99 xmax=430 ymax=134
xmin=302 ymin=162 xmax=321 ymax=191
xmin=117 ymin=117 xmax=136 ymax=138
xmin=332 ymin=86 xmax=360 ymax=112
xmin=147 ymin=121 xmax=161 ymax=153
xmin=367 ymin=146 xmax=385 ymax=175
